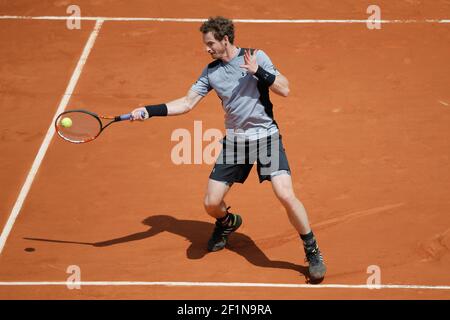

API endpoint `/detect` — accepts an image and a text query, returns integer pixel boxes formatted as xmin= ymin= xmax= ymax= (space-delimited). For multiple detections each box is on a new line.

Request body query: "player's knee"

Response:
xmin=203 ymin=195 xmax=222 ymax=212
xmin=276 ymin=190 xmax=297 ymax=206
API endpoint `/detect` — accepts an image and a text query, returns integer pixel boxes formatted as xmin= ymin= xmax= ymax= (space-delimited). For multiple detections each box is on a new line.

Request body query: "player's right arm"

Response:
xmin=130 ymin=89 xmax=204 ymax=120
xmin=166 ymin=89 xmax=204 ymax=115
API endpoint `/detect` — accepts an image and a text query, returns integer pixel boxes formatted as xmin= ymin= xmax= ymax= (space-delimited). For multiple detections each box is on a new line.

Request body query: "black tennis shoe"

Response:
xmin=207 ymin=213 xmax=242 ymax=252
xmin=305 ymin=245 xmax=326 ymax=281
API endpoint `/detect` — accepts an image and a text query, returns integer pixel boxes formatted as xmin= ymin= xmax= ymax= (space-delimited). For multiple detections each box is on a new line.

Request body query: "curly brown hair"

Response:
xmin=199 ymin=16 xmax=235 ymax=44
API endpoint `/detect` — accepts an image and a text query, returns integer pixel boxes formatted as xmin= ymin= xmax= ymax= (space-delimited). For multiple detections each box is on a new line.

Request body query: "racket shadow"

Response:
xmin=24 ymin=214 xmax=310 ymax=280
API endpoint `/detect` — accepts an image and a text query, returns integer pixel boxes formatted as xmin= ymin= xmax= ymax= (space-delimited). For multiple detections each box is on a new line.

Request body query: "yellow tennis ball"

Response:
xmin=61 ymin=117 xmax=73 ymax=128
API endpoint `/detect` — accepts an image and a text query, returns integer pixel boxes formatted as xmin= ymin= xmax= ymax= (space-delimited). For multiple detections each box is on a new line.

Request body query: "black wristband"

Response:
xmin=254 ymin=66 xmax=276 ymax=86
xmin=145 ymin=104 xmax=168 ymax=117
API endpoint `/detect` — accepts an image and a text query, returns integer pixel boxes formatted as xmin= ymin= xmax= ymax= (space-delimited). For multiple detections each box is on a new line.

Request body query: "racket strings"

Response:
xmin=56 ymin=112 xmax=102 ymax=143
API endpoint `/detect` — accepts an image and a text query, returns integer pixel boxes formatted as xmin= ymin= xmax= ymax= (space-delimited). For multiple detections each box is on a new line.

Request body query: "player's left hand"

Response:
xmin=240 ymin=49 xmax=259 ymax=74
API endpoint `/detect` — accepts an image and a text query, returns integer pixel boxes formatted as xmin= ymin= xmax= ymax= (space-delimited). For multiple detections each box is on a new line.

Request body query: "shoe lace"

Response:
xmin=305 ymin=247 xmax=323 ymax=265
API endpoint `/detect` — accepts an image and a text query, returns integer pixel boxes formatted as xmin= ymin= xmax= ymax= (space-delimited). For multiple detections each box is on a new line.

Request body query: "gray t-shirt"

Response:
xmin=191 ymin=48 xmax=280 ymax=140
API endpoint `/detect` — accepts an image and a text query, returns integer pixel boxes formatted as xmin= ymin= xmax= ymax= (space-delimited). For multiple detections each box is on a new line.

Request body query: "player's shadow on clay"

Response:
xmin=24 ymin=215 xmax=313 ymax=281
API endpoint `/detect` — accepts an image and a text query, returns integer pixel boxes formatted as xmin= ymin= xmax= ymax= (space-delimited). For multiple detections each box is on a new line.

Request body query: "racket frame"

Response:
xmin=54 ymin=109 xmax=132 ymax=144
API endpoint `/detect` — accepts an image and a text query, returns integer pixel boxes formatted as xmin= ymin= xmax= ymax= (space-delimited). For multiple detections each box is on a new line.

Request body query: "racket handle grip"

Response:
xmin=118 ymin=114 xmax=132 ymax=121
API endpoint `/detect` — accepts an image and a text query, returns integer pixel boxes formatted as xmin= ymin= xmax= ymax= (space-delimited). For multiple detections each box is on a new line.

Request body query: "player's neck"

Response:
xmin=221 ymin=45 xmax=239 ymax=63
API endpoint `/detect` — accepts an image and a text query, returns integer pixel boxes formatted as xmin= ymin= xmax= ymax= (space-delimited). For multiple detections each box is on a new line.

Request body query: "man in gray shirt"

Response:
xmin=131 ymin=16 xmax=326 ymax=282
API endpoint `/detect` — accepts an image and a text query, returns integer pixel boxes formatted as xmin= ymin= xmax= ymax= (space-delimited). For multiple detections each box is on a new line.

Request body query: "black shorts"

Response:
xmin=209 ymin=132 xmax=291 ymax=184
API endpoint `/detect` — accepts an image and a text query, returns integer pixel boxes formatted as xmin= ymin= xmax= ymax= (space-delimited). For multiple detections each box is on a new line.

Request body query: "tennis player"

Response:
xmin=131 ymin=16 xmax=326 ymax=281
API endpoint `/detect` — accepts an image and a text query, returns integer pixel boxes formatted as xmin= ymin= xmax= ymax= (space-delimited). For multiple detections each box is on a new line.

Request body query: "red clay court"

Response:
xmin=0 ymin=1 xmax=449 ymax=299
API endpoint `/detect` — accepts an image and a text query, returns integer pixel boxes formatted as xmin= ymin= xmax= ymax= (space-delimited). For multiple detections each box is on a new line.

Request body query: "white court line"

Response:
xmin=0 ymin=15 xmax=449 ymax=23
xmin=0 ymin=281 xmax=449 ymax=290
xmin=0 ymin=19 xmax=104 ymax=255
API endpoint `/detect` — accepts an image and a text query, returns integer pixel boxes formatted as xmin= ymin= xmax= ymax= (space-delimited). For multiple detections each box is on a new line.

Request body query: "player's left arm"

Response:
xmin=268 ymin=72 xmax=290 ymax=97
xmin=240 ymin=49 xmax=289 ymax=97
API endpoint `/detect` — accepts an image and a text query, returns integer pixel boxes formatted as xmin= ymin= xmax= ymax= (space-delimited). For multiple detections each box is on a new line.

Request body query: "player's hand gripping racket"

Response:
xmin=54 ymin=109 xmax=146 ymax=144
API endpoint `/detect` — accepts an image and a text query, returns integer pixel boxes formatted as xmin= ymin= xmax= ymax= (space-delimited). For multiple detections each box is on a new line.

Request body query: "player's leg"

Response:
xmin=270 ymin=173 xmax=326 ymax=281
xmin=204 ymin=178 xmax=243 ymax=252
xmin=270 ymin=173 xmax=311 ymax=235
xmin=257 ymin=133 xmax=326 ymax=281
xmin=257 ymin=133 xmax=311 ymax=233
xmin=203 ymin=178 xmax=232 ymax=219
xmin=204 ymin=136 xmax=252 ymax=252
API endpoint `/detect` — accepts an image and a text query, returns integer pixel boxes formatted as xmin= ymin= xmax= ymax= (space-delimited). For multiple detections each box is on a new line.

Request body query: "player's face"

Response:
xmin=202 ymin=32 xmax=227 ymax=59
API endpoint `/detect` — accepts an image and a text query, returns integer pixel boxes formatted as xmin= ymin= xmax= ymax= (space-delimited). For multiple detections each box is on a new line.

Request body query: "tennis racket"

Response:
xmin=54 ymin=109 xmax=145 ymax=144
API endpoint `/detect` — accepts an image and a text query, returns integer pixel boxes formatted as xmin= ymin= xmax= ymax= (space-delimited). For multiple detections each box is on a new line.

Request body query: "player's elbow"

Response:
xmin=276 ymin=86 xmax=289 ymax=97
xmin=185 ymin=103 xmax=197 ymax=113
xmin=281 ymin=87 xmax=290 ymax=97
